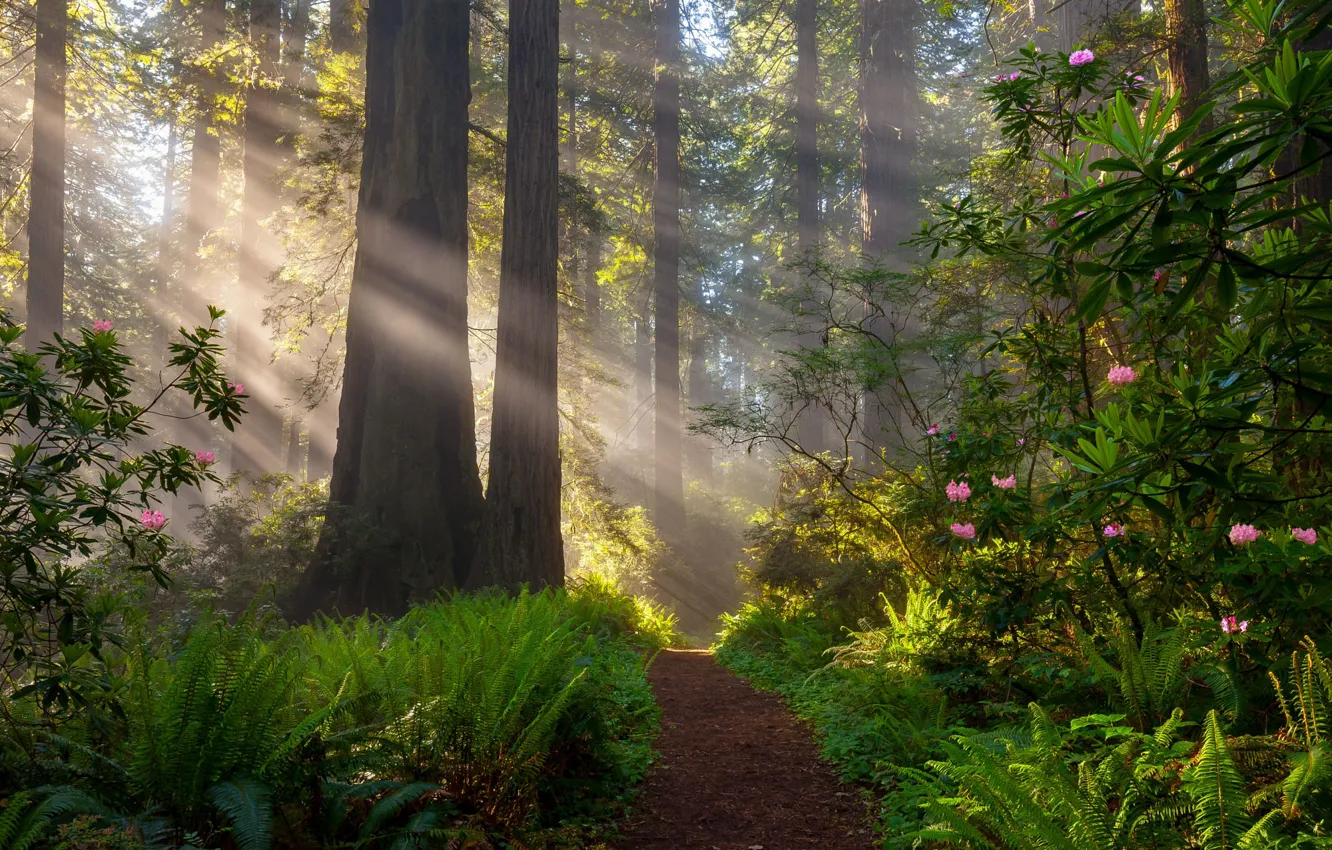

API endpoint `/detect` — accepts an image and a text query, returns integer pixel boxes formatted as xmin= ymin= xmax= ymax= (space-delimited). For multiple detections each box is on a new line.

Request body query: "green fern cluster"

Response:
xmin=0 ymin=588 xmax=667 ymax=849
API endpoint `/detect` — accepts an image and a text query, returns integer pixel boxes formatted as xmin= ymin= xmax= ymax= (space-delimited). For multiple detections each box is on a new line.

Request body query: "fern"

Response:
xmin=207 ymin=779 xmax=273 ymax=850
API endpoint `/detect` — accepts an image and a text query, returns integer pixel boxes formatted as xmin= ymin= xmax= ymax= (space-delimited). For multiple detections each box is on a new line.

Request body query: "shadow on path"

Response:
xmin=615 ymin=649 xmax=875 ymax=850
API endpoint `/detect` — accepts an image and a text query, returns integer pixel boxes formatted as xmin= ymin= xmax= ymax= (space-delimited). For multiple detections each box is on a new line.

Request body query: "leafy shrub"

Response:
xmin=0 ymin=587 xmax=670 ymax=849
xmin=0 ymin=309 xmax=242 ymax=712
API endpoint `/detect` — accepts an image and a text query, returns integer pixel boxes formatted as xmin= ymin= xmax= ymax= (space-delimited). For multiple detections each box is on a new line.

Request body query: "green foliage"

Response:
xmin=0 ymin=309 xmax=242 ymax=713
xmin=0 ymin=588 xmax=671 ymax=849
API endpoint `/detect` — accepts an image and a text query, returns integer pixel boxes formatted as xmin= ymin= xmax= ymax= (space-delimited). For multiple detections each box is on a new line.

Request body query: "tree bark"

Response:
xmin=470 ymin=0 xmax=564 ymax=591
xmin=652 ymin=0 xmax=684 ymax=539
xmin=234 ymin=0 xmax=286 ymax=476
xmin=25 ymin=0 xmax=67 ymax=346
xmin=292 ymin=0 xmax=482 ymax=617
xmin=858 ymin=0 xmax=915 ymax=460
xmin=329 ymin=0 xmax=361 ymax=53
xmin=1163 ymin=0 xmax=1210 ymax=130
xmin=794 ymin=0 xmax=827 ymax=455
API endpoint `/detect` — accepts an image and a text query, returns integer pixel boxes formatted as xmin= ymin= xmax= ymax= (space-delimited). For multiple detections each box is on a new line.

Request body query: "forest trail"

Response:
xmin=615 ymin=649 xmax=875 ymax=850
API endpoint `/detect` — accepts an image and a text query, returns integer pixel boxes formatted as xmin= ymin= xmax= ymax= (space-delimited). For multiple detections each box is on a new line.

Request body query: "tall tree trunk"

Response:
xmin=234 ymin=0 xmax=285 ymax=476
xmin=174 ymin=0 xmax=227 ymax=523
xmin=858 ymin=0 xmax=914 ymax=461
xmin=794 ymin=0 xmax=827 ymax=455
xmin=652 ymin=0 xmax=684 ymax=539
xmin=686 ymin=302 xmax=711 ymax=485
xmin=1163 ymin=0 xmax=1210 ymax=129
xmin=634 ymin=307 xmax=653 ymax=505
xmin=585 ymin=222 xmax=601 ymax=339
xmin=470 ymin=0 xmax=563 ymax=591
xmin=292 ymin=0 xmax=482 ymax=617
xmin=25 ymin=0 xmax=66 ymax=346
xmin=155 ymin=121 xmax=178 ymax=367
xmin=329 ymin=0 xmax=360 ymax=52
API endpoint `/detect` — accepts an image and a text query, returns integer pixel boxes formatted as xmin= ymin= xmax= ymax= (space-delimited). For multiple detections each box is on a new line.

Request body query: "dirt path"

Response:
xmin=615 ymin=649 xmax=875 ymax=850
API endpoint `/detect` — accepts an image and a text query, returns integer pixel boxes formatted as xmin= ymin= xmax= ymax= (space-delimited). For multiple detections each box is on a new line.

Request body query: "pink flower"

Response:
xmin=1153 ymin=269 xmax=1165 ymax=282
xmin=1229 ymin=523 xmax=1261 ymax=546
xmin=927 ymin=424 xmax=940 ymax=436
xmin=951 ymin=522 xmax=976 ymax=540
xmin=1017 ymin=437 xmax=1026 ymax=446
xmin=1103 ymin=523 xmax=1125 ymax=537
xmin=227 ymin=381 xmax=245 ymax=395
xmin=1074 ymin=210 xmax=1087 ymax=217
xmin=1069 ymin=48 xmax=1095 ymax=66
xmin=946 ymin=480 xmax=972 ymax=502
xmin=140 ymin=509 xmax=166 ymax=531
xmin=195 ymin=450 xmax=215 ymax=465
xmin=992 ymin=474 xmax=1017 ymax=490
xmin=1292 ymin=527 xmax=1318 ymax=545
xmin=948 ymin=432 xmax=957 ymax=442
xmin=1220 ymin=616 xmax=1249 ymax=634
xmin=92 ymin=320 xmax=113 ymax=333
xmin=1106 ymin=365 xmax=1138 ymax=387
xmin=1009 ymin=71 xmax=1020 ymax=81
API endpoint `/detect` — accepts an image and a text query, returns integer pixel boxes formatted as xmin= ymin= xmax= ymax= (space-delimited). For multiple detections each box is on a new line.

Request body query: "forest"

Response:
xmin=1 ymin=0 xmax=1331 ymax=841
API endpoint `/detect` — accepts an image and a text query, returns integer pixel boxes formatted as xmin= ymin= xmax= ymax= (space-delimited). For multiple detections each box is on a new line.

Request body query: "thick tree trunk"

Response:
xmin=1163 ymin=0 xmax=1210 ymax=129
xmin=471 ymin=0 xmax=564 ymax=591
xmin=686 ymin=304 xmax=711 ymax=485
xmin=858 ymin=0 xmax=915 ymax=461
xmin=234 ymin=0 xmax=285 ymax=476
xmin=292 ymin=0 xmax=482 ymax=617
xmin=25 ymin=0 xmax=66 ymax=346
xmin=652 ymin=0 xmax=684 ymax=539
xmin=794 ymin=0 xmax=827 ymax=455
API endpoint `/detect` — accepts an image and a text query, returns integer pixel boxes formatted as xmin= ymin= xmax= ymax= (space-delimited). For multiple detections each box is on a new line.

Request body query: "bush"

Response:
xmin=0 ymin=587 xmax=671 ymax=849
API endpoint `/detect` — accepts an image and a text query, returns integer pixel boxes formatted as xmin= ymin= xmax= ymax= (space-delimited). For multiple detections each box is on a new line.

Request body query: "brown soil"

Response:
xmin=614 ymin=649 xmax=876 ymax=850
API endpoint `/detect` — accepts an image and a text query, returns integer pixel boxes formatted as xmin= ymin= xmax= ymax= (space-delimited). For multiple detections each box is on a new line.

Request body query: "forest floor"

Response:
xmin=614 ymin=649 xmax=875 ymax=850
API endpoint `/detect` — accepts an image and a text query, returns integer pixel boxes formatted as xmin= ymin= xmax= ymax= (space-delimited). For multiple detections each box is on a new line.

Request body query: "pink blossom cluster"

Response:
xmin=927 ymin=424 xmax=940 ymax=436
xmin=1220 ymin=616 xmax=1249 ymax=634
xmin=1229 ymin=523 xmax=1261 ymax=546
xmin=1106 ymin=365 xmax=1138 ymax=387
xmin=196 ymin=450 xmax=216 ymax=465
xmin=951 ymin=522 xmax=976 ymax=540
xmin=227 ymin=381 xmax=245 ymax=395
xmin=946 ymin=480 xmax=972 ymax=502
xmin=1069 ymin=48 xmax=1095 ymax=67
xmin=92 ymin=320 xmax=113 ymax=333
xmin=1103 ymin=523 xmax=1125 ymax=538
xmin=140 ymin=509 xmax=166 ymax=530
xmin=992 ymin=474 xmax=1017 ymax=490
xmin=993 ymin=71 xmax=1021 ymax=82
xmin=1292 ymin=527 xmax=1318 ymax=545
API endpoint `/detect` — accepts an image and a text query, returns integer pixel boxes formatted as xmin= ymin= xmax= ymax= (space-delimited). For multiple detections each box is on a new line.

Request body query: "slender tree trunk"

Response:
xmin=858 ymin=0 xmax=915 ymax=462
xmin=155 ymin=122 xmax=178 ymax=363
xmin=634 ymin=307 xmax=653 ymax=505
xmin=329 ymin=0 xmax=360 ymax=52
xmin=686 ymin=301 xmax=711 ymax=485
xmin=285 ymin=416 xmax=303 ymax=477
xmin=174 ymin=0 xmax=227 ymax=522
xmin=585 ymin=222 xmax=601 ymax=339
xmin=1163 ymin=0 xmax=1210 ymax=130
xmin=292 ymin=0 xmax=482 ymax=617
xmin=794 ymin=0 xmax=827 ymax=455
xmin=652 ymin=0 xmax=684 ymax=539
xmin=234 ymin=0 xmax=285 ymax=476
xmin=470 ymin=0 xmax=563 ymax=591
xmin=25 ymin=0 xmax=66 ymax=346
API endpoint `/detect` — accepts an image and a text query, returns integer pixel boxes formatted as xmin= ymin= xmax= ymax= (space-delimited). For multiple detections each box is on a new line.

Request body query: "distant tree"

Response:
xmin=293 ymin=0 xmax=482 ymax=615
xmin=1164 ymin=0 xmax=1210 ymax=129
xmin=652 ymin=0 xmax=684 ymax=539
xmin=25 ymin=0 xmax=67 ymax=344
xmin=793 ymin=0 xmax=827 ymax=455
xmin=471 ymin=0 xmax=564 ymax=590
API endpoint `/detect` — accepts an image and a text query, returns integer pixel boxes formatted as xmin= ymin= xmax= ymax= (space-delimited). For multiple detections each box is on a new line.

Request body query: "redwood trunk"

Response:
xmin=859 ymin=0 xmax=914 ymax=459
xmin=1164 ymin=0 xmax=1210 ymax=129
xmin=794 ymin=0 xmax=827 ymax=455
xmin=234 ymin=0 xmax=285 ymax=475
xmin=293 ymin=0 xmax=482 ymax=616
xmin=471 ymin=0 xmax=564 ymax=591
xmin=652 ymin=0 xmax=684 ymax=539
xmin=26 ymin=0 xmax=67 ymax=346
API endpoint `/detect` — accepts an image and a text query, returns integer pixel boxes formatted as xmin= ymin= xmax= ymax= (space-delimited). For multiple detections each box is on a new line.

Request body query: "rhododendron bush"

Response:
xmin=697 ymin=0 xmax=1332 ymax=693
xmin=0 ymin=307 xmax=242 ymax=709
